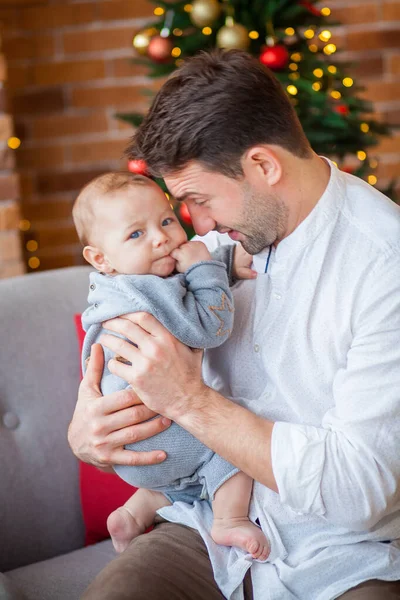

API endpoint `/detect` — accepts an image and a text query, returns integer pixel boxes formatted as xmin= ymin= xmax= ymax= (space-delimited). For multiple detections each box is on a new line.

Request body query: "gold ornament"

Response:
xmin=216 ymin=22 xmax=250 ymax=50
xmin=190 ymin=0 xmax=221 ymax=28
xmin=133 ymin=28 xmax=158 ymax=55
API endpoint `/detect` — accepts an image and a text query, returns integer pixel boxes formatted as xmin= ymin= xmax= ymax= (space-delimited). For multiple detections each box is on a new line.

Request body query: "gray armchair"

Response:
xmin=0 ymin=267 xmax=116 ymax=600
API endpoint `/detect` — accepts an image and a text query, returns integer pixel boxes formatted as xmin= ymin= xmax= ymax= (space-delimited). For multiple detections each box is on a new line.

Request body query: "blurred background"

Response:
xmin=0 ymin=0 xmax=399 ymax=278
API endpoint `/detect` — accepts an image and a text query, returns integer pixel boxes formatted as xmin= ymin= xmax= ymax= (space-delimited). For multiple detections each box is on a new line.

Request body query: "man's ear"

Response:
xmin=82 ymin=246 xmax=113 ymax=273
xmin=242 ymin=145 xmax=282 ymax=187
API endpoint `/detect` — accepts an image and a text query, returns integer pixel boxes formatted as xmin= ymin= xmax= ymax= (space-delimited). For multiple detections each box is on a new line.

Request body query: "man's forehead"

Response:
xmin=164 ymin=162 xmax=215 ymax=195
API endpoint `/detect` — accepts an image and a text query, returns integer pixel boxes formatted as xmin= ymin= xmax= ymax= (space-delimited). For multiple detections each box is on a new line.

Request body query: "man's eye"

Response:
xmin=162 ymin=217 xmax=174 ymax=226
xmin=130 ymin=230 xmax=143 ymax=239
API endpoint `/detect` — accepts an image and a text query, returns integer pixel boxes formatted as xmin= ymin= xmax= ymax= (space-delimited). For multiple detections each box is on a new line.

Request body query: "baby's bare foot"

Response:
xmin=107 ymin=507 xmax=144 ymax=554
xmin=211 ymin=517 xmax=270 ymax=560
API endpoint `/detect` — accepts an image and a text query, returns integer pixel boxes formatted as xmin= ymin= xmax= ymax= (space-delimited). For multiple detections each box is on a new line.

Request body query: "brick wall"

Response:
xmin=0 ymin=0 xmax=399 ymax=274
xmin=0 ymin=29 xmax=25 ymax=279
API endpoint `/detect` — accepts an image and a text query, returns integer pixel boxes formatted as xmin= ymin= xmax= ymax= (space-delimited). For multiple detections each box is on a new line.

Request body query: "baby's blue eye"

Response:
xmin=162 ymin=217 xmax=173 ymax=226
xmin=130 ymin=231 xmax=143 ymax=239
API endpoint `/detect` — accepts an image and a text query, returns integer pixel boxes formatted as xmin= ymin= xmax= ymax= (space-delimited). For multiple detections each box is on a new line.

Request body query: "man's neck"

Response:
xmin=277 ymin=153 xmax=331 ymax=243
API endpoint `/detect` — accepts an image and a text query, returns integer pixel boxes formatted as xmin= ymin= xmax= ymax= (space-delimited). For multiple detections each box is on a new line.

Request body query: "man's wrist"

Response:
xmin=169 ymin=379 xmax=213 ymax=427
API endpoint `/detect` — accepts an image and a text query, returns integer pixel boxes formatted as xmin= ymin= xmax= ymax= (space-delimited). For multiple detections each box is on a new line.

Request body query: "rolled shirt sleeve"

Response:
xmin=271 ymin=254 xmax=400 ymax=531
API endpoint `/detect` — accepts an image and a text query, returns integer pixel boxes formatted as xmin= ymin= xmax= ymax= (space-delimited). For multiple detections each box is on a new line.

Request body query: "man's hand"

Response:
xmin=171 ymin=241 xmax=212 ymax=273
xmin=67 ymin=343 xmax=171 ymax=468
xmin=232 ymin=245 xmax=257 ymax=280
xmin=100 ymin=313 xmax=208 ymax=420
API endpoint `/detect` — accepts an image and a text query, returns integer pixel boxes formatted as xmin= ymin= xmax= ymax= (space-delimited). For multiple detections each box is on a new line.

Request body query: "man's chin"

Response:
xmin=240 ymin=238 xmax=270 ymax=255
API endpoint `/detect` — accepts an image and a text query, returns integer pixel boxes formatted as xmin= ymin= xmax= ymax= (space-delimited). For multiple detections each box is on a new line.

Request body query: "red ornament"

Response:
xmin=299 ymin=1 xmax=321 ymax=16
xmin=128 ymin=159 xmax=149 ymax=176
xmin=147 ymin=35 xmax=174 ymax=63
xmin=179 ymin=203 xmax=192 ymax=226
xmin=259 ymin=45 xmax=289 ymax=70
xmin=334 ymin=104 xmax=350 ymax=116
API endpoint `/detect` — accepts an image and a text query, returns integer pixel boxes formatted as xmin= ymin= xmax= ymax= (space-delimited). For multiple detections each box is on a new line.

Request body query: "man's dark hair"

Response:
xmin=126 ymin=49 xmax=312 ymax=178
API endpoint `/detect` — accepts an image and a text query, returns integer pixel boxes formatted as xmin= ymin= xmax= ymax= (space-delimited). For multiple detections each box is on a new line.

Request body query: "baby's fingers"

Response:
xmin=237 ymin=267 xmax=257 ymax=280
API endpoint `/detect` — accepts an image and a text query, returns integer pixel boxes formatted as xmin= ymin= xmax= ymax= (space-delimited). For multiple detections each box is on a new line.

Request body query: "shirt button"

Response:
xmin=90 ymin=284 xmax=96 ymax=290
xmin=274 ymin=292 xmax=282 ymax=300
xmin=94 ymin=303 xmax=99 ymax=308
xmin=2 ymin=412 xmax=20 ymax=430
xmin=254 ymin=344 xmax=260 ymax=353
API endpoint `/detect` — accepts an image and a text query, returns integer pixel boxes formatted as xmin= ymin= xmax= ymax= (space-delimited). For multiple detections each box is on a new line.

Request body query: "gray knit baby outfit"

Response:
xmin=81 ymin=245 xmax=239 ymax=502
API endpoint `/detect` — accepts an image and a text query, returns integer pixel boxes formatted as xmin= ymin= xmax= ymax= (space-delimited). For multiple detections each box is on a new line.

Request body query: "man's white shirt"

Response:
xmin=159 ymin=160 xmax=400 ymax=599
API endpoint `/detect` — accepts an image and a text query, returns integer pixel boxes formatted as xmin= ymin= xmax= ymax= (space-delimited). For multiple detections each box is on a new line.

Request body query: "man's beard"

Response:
xmin=232 ymin=183 xmax=288 ymax=255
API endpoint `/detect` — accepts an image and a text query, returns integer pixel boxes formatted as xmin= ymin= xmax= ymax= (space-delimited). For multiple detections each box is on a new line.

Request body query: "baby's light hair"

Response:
xmin=72 ymin=171 xmax=152 ymax=246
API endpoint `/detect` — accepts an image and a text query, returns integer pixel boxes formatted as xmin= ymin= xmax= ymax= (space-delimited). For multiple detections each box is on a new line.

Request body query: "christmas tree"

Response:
xmin=119 ymin=0 xmax=394 ymax=232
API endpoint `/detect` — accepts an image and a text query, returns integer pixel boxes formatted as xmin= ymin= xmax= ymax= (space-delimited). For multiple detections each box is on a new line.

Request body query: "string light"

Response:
xmin=285 ymin=27 xmax=295 ymax=36
xmin=312 ymin=82 xmax=322 ymax=91
xmin=287 ymin=85 xmax=298 ymax=95
xmin=7 ymin=137 xmax=21 ymax=149
xmin=368 ymin=175 xmax=377 ymax=185
xmin=202 ymin=27 xmax=212 ymax=35
xmin=328 ymin=65 xmax=337 ymax=74
xmin=319 ymin=30 xmax=332 ymax=42
xmin=154 ymin=6 xmax=165 ymax=16
xmin=26 ymin=240 xmax=38 ymax=252
xmin=175 ymin=58 xmax=184 ymax=67
xmin=28 ymin=257 xmax=40 ymax=269
xmin=304 ymin=29 xmax=315 ymax=39
xmin=342 ymin=77 xmax=353 ymax=87
xmin=289 ymin=72 xmax=300 ymax=80
xmin=357 ymin=151 xmax=367 ymax=161
xmin=369 ymin=158 xmax=378 ymax=168
xmin=289 ymin=63 xmax=298 ymax=71
xmin=309 ymin=44 xmax=318 ymax=52
xmin=171 ymin=47 xmax=182 ymax=57
xmin=331 ymin=90 xmax=341 ymax=99
xmin=313 ymin=68 xmax=324 ymax=78
xmin=249 ymin=30 xmax=259 ymax=39
xmin=291 ymin=52 xmax=302 ymax=61
xmin=184 ymin=4 xmax=193 ymax=12
xmin=173 ymin=28 xmax=183 ymax=36
xmin=321 ymin=7 xmax=331 ymax=16
xmin=324 ymin=43 xmax=337 ymax=55
xmin=19 ymin=219 xmax=31 ymax=232
xmin=360 ymin=123 xmax=370 ymax=133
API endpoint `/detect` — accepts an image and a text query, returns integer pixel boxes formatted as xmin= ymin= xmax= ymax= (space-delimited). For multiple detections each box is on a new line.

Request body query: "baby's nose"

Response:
xmin=153 ymin=231 xmax=169 ymax=246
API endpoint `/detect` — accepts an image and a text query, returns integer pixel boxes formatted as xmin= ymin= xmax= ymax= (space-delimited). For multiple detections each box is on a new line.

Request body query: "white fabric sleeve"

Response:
xmin=272 ymin=254 xmax=400 ymax=531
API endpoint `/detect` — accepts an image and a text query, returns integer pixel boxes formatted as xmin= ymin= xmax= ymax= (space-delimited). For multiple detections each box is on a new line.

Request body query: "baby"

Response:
xmin=72 ymin=171 xmax=269 ymax=561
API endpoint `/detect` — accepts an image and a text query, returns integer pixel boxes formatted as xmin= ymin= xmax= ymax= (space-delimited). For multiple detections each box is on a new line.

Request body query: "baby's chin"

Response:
xmin=151 ymin=256 xmax=177 ymax=278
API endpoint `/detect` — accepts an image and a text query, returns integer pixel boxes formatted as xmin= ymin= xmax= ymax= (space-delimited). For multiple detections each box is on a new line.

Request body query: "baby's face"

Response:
xmin=96 ymin=183 xmax=188 ymax=276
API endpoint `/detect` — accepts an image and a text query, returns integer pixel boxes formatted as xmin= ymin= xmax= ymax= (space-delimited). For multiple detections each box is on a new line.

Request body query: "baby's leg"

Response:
xmin=107 ymin=489 xmax=171 ymax=553
xmin=211 ymin=472 xmax=270 ymax=560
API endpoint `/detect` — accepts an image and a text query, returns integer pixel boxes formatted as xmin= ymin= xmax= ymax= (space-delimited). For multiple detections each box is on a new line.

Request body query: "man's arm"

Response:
xmin=99 ymin=311 xmax=278 ymax=492
xmin=271 ymin=254 xmax=400 ymax=530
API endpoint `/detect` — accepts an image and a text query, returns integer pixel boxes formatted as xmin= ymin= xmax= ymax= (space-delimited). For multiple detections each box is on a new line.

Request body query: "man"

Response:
xmin=68 ymin=50 xmax=400 ymax=599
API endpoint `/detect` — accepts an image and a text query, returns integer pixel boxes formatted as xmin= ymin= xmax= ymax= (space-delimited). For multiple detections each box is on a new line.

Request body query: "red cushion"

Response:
xmin=74 ymin=314 xmax=135 ymax=546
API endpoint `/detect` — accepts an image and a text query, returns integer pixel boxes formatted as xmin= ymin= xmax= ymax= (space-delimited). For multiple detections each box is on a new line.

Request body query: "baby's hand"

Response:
xmin=171 ymin=241 xmax=212 ymax=273
xmin=233 ymin=244 xmax=257 ymax=280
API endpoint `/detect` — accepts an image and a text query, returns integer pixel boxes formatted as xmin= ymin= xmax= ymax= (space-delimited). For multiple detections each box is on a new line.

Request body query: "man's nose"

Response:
xmin=190 ymin=208 xmax=216 ymax=237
